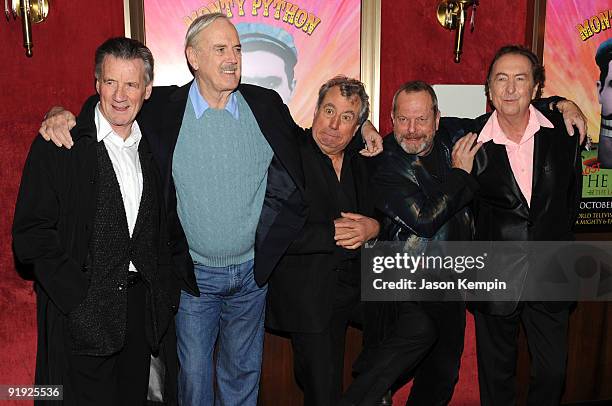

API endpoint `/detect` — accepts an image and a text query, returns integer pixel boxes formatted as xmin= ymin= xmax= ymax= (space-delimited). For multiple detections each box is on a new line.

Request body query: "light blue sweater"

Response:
xmin=173 ymin=92 xmax=273 ymax=267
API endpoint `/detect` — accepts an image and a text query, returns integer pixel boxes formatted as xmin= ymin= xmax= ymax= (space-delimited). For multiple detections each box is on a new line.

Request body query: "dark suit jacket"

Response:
xmin=266 ymin=131 xmax=374 ymax=333
xmin=440 ymin=110 xmax=582 ymax=315
xmin=82 ymin=82 xmax=307 ymax=291
xmin=360 ymin=134 xmax=477 ymax=351
xmin=12 ymin=102 xmax=180 ymax=404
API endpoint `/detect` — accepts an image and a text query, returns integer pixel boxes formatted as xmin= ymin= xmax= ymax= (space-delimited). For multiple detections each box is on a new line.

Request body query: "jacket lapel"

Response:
xmin=131 ymin=138 xmax=154 ymax=240
xmin=238 ymin=84 xmax=305 ymax=192
xmin=530 ymin=127 xmax=551 ymax=205
xmin=486 ymin=142 xmax=531 ymax=210
xmin=159 ymin=83 xmax=190 ymax=207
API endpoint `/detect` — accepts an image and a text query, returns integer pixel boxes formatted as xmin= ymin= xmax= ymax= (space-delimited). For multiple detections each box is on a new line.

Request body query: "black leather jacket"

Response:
xmin=373 ymin=133 xmax=478 ymax=246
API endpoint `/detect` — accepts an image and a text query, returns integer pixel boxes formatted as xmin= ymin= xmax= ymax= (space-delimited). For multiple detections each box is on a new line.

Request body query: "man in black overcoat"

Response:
xmin=13 ymin=38 xmax=181 ymax=405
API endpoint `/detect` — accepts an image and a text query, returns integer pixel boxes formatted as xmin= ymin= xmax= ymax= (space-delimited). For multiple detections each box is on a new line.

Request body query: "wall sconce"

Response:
xmin=436 ymin=0 xmax=479 ymax=63
xmin=5 ymin=0 xmax=49 ymax=57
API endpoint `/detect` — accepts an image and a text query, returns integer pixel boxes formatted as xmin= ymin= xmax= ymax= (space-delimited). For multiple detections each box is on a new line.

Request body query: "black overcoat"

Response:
xmin=13 ymin=102 xmax=181 ymax=405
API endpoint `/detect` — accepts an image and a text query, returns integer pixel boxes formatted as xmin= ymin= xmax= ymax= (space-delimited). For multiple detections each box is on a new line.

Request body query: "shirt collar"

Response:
xmin=188 ymin=80 xmax=239 ymax=120
xmin=94 ymin=103 xmax=142 ymax=148
xmin=478 ymin=105 xmax=554 ymax=145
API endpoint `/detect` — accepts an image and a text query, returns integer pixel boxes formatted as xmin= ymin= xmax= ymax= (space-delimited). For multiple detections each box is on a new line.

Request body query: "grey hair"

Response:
xmin=185 ymin=12 xmax=229 ymax=50
xmin=95 ymin=37 xmax=154 ymax=84
xmin=316 ymin=75 xmax=370 ymax=124
xmin=392 ymin=81 xmax=439 ymax=116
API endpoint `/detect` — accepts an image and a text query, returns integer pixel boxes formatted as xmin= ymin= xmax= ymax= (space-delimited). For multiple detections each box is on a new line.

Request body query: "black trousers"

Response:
xmin=474 ymin=303 xmax=569 ymax=406
xmin=290 ymin=268 xmax=361 ymax=406
xmin=341 ymin=301 xmax=464 ymax=406
xmin=405 ymin=301 xmax=465 ymax=406
xmin=69 ymin=278 xmax=151 ymax=406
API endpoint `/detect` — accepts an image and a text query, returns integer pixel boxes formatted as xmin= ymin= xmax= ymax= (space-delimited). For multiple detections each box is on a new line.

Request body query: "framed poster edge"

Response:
xmin=124 ymin=0 xmax=145 ymax=42
xmin=361 ymin=0 xmax=381 ymax=129
xmin=527 ymin=0 xmax=547 ymax=60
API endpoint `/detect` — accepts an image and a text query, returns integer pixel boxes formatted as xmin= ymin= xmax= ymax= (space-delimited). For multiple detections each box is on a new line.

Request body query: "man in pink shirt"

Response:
xmin=470 ymin=45 xmax=582 ymax=406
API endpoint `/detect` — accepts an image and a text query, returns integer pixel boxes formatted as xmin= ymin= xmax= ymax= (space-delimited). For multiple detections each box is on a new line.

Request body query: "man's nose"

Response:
xmin=329 ymin=115 xmax=340 ymax=130
xmin=229 ymin=48 xmax=239 ymax=63
xmin=506 ymin=79 xmax=516 ymax=94
xmin=114 ymin=85 xmax=127 ymax=101
xmin=408 ymin=120 xmax=416 ymax=133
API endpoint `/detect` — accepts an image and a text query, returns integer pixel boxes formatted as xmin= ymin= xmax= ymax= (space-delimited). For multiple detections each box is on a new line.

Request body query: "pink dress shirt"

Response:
xmin=477 ymin=105 xmax=554 ymax=206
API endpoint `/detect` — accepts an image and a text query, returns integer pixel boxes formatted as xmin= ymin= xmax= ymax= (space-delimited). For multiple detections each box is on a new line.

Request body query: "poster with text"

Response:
xmin=143 ymin=0 xmax=361 ymax=128
xmin=542 ymin=1 xmax=612 ymax=231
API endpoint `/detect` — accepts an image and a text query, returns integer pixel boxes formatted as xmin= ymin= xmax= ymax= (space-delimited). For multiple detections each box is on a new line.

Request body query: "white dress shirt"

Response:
xmin=95 ymin=104 xmax=143 ymax=272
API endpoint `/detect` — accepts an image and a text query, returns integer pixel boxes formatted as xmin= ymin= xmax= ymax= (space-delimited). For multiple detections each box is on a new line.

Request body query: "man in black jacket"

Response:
xmin=468 ymin=45 xmax=582 ymax=406
xmin=340 ymin=81 xmax=481 ymax=406
xmin=266 ymin=76 xmax=380 ymax=406
xmin=430 ymin=45 xmax=582 ymax=406
xmin=13 ymin=37 xmax=180 ymax=405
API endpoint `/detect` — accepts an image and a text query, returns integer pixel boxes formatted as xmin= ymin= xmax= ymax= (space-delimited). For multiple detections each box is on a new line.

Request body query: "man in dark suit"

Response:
xmin=266 ymin=76 xmax=380 ymax=406
xmin=13 ymin=37 xmax=180 ymax=405
xmin=340 ymin=81 xmax=482 ymax=406
xmin=467 ymin=45 xmax=582 ymax=406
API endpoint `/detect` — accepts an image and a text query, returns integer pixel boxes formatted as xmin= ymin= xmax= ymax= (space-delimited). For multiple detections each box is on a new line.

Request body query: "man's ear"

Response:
xmin=95 ymin=80 xmax=100 ymax=95
xmin=186 ymin=46 xmax=198 ymax=71
xmin=435 ymin=110 xmax=441 ymax=131
xmin=145 ymin=82 xmax=153 ymax=100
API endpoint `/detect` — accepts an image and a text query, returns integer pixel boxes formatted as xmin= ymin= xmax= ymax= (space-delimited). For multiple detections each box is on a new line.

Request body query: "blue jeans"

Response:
xmin=176 ymin=259 xmax=266 ymax=406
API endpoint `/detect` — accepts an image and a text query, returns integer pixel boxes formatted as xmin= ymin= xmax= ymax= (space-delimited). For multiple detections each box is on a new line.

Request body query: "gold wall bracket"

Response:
xmin=5 ymin=0 xmax=49 ymax=57
xmin=436 ymin=0 xmax=478 ymax=63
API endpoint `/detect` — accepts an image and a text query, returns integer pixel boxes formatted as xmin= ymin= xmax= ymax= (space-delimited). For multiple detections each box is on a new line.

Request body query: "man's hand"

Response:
xmin=359 ymin=120 xmax=383 ymax=157
xmin=555 ymin=100 xmax=587 ymax=143
xmin=451 ymin=132 xmax=482 ymax=174
xmin=334 ymin=212 xmax=380 ymax=250
xmin=39 ymin=107 xmax=76 ymax=149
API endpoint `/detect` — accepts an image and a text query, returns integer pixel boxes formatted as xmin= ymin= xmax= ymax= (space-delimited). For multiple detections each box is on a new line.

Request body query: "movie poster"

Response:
xmin=143 ymin=0 xmax=361 ymax=128
xmin=542 ymin=1 xmax=612 ymax=231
